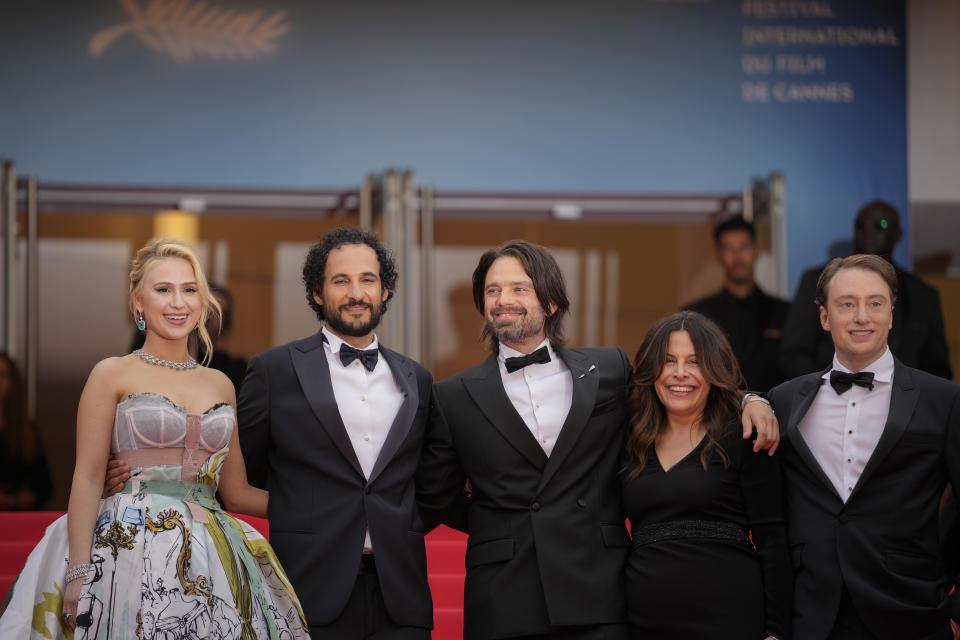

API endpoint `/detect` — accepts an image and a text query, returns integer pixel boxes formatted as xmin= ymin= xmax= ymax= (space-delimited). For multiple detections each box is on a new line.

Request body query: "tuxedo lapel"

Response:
xmin=849 ymin=360 xmax=918 ymax=501
xmin=368 ymin=347 xmax=418 ymax=483
xmin=463 ymin=355 xmax=548 ymax=471
xmin=784 ymin=371 xmax=843 ymax=502
xmin=537 ymin=347 xmax=599 ymax=493
xmin=291 ymin=332 xmax=364 ymax=478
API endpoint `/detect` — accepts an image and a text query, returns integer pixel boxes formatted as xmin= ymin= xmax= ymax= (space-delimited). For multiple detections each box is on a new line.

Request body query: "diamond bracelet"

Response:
xmin=65 ymin=563 xmax=92 ymax=584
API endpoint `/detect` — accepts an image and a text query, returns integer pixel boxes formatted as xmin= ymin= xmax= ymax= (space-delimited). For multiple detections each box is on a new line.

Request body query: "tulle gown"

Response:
xmin=0 ymin=392 xmax=309 ymax=640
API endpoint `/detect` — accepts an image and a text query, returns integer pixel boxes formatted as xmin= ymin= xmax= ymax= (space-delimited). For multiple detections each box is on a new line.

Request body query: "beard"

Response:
xmin=323 ymin=298 xmax=385 ymax=337
xmin=487 ymin=305 xmax=546 ymax=345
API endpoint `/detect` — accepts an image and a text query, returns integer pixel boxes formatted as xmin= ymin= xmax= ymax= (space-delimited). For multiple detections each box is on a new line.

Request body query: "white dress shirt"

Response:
xmin=322 ymin=325 xmax=404 ymax=551
xmin=498 ymin=340 xmax=573 ymax=456
xmin=796 ymin=347 xmax=894 ymax=502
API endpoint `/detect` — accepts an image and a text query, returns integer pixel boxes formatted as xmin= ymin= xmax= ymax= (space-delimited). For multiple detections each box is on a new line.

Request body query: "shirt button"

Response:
xmin=363 ymin=434 xmax=371 ymax=442
xmin=847 ymin=458 xmax=851 ymax=463
xmin=361 ymin=395 xmax=366 ymax=402
xmin=852 ymin=402 xmax=856 ymax=406
xmin=848 ymin=430 xmax=853 ymax=434
xmin=355 ymin=361 xmax=361 ymax=367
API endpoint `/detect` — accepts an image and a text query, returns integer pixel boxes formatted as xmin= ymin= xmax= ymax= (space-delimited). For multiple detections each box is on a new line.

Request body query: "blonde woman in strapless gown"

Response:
xmin=0 ymin=238 xmax=309 ymax=640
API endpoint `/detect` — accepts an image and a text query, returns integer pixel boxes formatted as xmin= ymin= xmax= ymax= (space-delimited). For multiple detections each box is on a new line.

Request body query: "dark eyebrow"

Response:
xmin=330 ymin=271 xmax=379 ymax=279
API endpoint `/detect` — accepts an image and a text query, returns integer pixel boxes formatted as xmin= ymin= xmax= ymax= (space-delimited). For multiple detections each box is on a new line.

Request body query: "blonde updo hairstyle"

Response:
xmin=129 ymin=237 xmax=219 ymax=366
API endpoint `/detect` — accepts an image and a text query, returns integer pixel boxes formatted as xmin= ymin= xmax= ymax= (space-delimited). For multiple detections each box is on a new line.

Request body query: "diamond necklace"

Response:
xmin=133 ymin=348 xmax=198 ymax=371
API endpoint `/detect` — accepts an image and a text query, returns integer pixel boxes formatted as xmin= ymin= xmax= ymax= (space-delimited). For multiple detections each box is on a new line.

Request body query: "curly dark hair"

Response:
xmin=303 ymin=227 xmax=398 ymax=320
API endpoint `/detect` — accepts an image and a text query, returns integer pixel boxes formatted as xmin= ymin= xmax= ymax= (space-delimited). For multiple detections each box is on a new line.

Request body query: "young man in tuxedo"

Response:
xmin=768 ymin=254 xmax=960 ymax=640
xmin=780 ymin=201 xmax=952 ymax=380
xmin=417 ymin=239 xmax=779 ymax=640
xmin=238 ymin=227 xmax=435 ymax=638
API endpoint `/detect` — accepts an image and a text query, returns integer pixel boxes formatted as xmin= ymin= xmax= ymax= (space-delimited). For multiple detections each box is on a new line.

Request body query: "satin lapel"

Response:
xmin=849 ymin=360 xmax=918 ymax=501
xmin=537 ymin=348 xmax=600 ymax=493
xmin=291 ymin=333 xmax=364 ymax=478
xmin=463 ymin=355 xmax=548 ymax=471
xmin=368 ymin=347 xmax=418 ymax=483
xmin=784 ymin=372 xmax=844 ymax=502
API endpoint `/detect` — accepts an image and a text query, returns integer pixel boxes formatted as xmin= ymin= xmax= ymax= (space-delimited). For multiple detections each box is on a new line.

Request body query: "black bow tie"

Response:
xmin=504 ymin=346 xmax=551 ymax=373
xmin=339 ymin=344 xmax=379 ymax=371
xmin=829 ymin=370 xmax=875 ymax=394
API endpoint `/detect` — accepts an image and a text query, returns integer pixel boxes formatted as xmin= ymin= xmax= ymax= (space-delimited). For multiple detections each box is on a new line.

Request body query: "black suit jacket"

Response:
xmin=684 ymin=286 xmax=790 ymax=391
xmin=417 ymin=346 xmax=632 ymax=640
xmin=769 ymin=359 xmax=960 ymax=639
xmin=238 ymin=331 xmax=434 ymax=629
xmin=779 ymin=265 xmax=953 ymax=380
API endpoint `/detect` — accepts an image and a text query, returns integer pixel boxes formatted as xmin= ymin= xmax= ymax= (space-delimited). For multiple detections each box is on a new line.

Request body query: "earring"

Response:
xmin=136 ymin=310 xmax=146 ymax=331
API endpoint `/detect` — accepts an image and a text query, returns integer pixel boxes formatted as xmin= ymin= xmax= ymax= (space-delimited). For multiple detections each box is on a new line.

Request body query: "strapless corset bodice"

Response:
xmin=112 ymin=392 xmax=233 ymax=454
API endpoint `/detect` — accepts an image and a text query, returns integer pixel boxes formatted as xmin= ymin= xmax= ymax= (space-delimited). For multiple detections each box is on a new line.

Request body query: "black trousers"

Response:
xmin=308 ymin=555 xmax=431 ymax=640
xmin=827 ymin=585 xmax=950 ymax=640
xmin=507 ymin=623 xmax=629 ymax=640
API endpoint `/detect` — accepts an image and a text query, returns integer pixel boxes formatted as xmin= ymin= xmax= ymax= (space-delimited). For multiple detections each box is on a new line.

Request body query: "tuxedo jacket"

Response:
xmin=769 ymin=359 xmax=960 ymax=639
xmin=238 ymin=331 xmax=434 ymax=629
xmin=779 ymin=265 xmax=953 ymax=380
xmin=417 ymin=346 xmax=632 ymax=640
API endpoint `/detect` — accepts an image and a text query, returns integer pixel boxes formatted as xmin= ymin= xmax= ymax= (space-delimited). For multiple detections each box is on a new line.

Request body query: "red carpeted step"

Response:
xmin=433 ymin=606 xmax=464 ymax=640
xmin=0 ymin=540 xmax=35 ymax=576
xmin=0 ymin=576 xmax=15 ymax=601
xmin=0 ymin=511 xmax=62 ymax=541
xmin=428 ymin=573 xmax=464 ymax=608
xmin=426 ymin=538 xmax=467 ymax=569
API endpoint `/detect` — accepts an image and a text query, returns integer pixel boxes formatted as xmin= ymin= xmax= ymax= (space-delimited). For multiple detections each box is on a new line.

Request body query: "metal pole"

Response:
xmin=359 ymin=176 xmax=373 ymax=232
xmin=2 ymin=162 xmax=16 ymax=355
xmin=769 ymin=172 xmax=787 ymax=298
xmin=401 ymin=170 xmax=418 ymax=360
xmin=419 ymin=184 xmax=434 ymax=372
xmin=381 ymin=170 xmax=404 ymax=352
xmin=25 ymin=176 xmax=38 ymax=422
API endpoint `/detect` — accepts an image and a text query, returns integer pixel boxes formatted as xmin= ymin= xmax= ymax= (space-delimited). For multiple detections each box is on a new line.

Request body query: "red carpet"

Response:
xmin=0 ymin=512 xmax=467 ymax=639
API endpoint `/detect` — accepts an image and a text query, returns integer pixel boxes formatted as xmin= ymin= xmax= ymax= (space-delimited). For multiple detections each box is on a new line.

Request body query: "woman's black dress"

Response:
xmin=621 ymin=429 xmax=792 ymax=639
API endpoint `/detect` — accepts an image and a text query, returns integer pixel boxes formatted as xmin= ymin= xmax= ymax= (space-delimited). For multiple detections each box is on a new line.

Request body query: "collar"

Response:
xmin=824 ymin=346 xmax=894 ymax=383
xmin=321 ymin=324 xmax=380 ymax=356
xmin=498 ymin=338 xmax=554 ymax=370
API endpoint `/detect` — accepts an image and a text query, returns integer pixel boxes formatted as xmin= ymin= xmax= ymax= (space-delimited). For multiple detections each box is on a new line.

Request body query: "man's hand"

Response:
xmin=742 ymin=397 xmax=780 ymax=455
xmin=950 ymin=618 xmax=959 ymax=640
xmin=101 ymin=458 xmax=130 ymax=498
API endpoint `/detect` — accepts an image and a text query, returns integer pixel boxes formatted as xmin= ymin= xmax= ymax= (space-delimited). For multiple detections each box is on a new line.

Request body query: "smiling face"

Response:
xmin=135 ymin=257 xmax=202 ymax=341
xmin=313 ymin=243 xmax=389 ymax=342
xmin=654 ymin=330 xmax=710 ymax=423
xmin=483 ymin=256 xmax=554 ymax=353
xmin=820 ymin=266 xmax=893 ymax=371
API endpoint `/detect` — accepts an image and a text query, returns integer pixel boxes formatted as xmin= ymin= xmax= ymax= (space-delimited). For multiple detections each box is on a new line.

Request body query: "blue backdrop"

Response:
xmin=0 ymin=0 xmax=908 ymax=292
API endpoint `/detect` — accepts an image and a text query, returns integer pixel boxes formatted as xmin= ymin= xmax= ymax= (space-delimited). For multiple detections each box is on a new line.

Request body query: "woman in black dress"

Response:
xmin=622 ymin=311 xmax=791 ymax=639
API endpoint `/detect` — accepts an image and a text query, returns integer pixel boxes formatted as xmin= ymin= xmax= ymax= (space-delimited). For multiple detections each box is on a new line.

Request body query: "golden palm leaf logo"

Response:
xmin=90 ymin=0 xmax=291 ymax=63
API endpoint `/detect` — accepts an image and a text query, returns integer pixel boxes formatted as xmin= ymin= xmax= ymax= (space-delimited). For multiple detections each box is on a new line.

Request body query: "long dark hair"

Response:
xmin=625 ymin=311 xmax=744 ymax=477
xmin=0 ymin=353 xmax=38 ymax=460
xmin=472 ymin=240 xmax=570 ymax=352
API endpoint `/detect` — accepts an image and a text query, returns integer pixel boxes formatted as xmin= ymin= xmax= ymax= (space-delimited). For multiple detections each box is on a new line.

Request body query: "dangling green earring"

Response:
xmin=136 ymin=310 xmax=146 ymax=331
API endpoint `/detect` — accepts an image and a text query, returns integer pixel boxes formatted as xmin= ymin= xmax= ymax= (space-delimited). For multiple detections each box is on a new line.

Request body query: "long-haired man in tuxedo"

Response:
xmin=417 ymin=239 xmax=779 ymax=640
